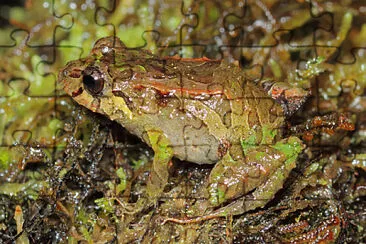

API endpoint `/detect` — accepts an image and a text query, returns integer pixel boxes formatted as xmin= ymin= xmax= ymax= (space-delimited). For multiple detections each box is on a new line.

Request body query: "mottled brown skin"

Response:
xmin=59 ymin=36 xmax=305 ymax=219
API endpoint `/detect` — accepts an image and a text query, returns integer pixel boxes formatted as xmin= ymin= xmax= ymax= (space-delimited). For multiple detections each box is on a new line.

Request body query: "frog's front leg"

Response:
xmin=142 ymin=130 xmax=173 ymax=207
xmin=164 ymin=136 xmax=304 ymax=224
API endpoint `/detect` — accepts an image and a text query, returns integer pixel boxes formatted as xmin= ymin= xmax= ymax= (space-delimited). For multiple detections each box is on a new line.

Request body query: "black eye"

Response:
xmin=82 ymin=66 xmax=105 ymax=95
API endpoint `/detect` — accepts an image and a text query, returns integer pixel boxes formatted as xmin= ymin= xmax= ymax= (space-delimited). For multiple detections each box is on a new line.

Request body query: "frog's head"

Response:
xmin=58 ymin=36 xmax=127 ymax=115
xmin=58 ymin=57 xmax=115 ymax=115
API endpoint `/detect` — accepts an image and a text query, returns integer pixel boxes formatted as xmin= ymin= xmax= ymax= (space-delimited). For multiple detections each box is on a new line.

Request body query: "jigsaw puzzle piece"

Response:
xmin=53 ymin=0 xmax=116 ymax=57
xmin=140 ymin=30 xmax=161 ymax=52
xmin=182 ymin=121 xmax=217 ymax=164
xmin=0 ymin=79 xmax=29 ymax=150
xmin=314 ymin=60 xmax=365 ymax=117
xmin=152 ymin=1 xmax=205 ymax=57
xmin=0 ymin=79 xmax=14 ymax=98
xmin=25 ymin=0 xmax=73 ymax=47
xmin=0 ymin=0 xmax=73 ymax=66
xmin=0 ymin=12 xmax=74 ymax=99
xmin=0 ymin=30 xmax=30 ymax=68
xmin=1 ymin=78 xmax=60 ymax=148
xmin=11 ymin=129 xmax=32 ymax=146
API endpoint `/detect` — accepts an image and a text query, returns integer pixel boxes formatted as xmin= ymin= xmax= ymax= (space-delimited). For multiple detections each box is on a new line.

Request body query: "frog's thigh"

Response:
xmin=145 ymin=130 xmax=174 ymax=198
xmin=208 ymin=137 xmax=304 ymax=207
xmin=208 ymin=148 xmax=271 ymax=206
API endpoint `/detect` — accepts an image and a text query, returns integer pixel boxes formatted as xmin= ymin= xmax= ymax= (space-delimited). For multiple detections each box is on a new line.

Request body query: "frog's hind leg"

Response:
xmin=163 ymin=136 xmax=305 ymax=225
xmin=140 ymin=130 xmax=173 ymax=209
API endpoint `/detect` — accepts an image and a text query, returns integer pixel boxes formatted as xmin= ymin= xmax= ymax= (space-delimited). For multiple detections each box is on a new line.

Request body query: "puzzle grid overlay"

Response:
xmin=0 ymin=0 xmax=364 ymax=242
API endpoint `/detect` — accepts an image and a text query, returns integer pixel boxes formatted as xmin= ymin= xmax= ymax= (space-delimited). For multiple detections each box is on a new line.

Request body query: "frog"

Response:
xmin=58 ymin=36 xmax=307 ymax=221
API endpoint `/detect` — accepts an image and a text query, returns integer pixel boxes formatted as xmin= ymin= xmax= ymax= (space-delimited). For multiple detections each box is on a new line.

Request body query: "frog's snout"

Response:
xmin=63 ymin=61 xmax=84 ymax=78
xmin=59 ymin=61 xmax=83 ymax=81
xmin=57 ymin=66 xmax=68 ymax=89
xmin=58 ymin=61 xmax=85 ymax=97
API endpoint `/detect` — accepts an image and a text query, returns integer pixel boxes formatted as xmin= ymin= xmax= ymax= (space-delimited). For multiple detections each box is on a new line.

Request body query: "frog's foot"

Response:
xmin=162 ymin=212 xmax=224 ymax=225
xmin=260 ymin=80 xmax=310 ymax=117
xmin=161 ymin=196 xmax=250 ymax=225
xmin=289 ymin=112 xmax=355 ymax=141
xmin=162 ymin=192 xmax=276 ymax=225
xmin=115 ymin=198 xmax=144 ymax=216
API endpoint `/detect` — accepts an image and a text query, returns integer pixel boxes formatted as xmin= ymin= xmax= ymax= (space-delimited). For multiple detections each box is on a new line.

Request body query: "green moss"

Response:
xmin=0 ymin=180 xmax=46 ymax=199
xmin=339 ymin=12 xmax=353 ymax=44
xmin=116 ymin=167 xmax=127 ymax=195
xmin=304 ymin=162 xmax=320 ymax=176
xmin=0 ymin=148 xmax=10 ymax=169
xmin=136 ymin=65 xmax=147 ymax=72
xmin=132 ymin=156 xmax=149 ymax=170
xmin=118 ymin=26 xmax=148 ymax=47
xmin=269 ymin=59 xmax=282 ymax=79
xmin=95 ymin=197 xmax=115 ymax=214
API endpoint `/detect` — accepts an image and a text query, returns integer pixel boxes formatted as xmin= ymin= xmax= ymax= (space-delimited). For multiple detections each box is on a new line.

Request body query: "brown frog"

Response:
xmin=59 ymin=36 xmax=308 ymax=220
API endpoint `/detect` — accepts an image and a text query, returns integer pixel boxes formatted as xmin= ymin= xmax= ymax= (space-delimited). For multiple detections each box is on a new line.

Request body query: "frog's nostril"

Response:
xmin=68 ymin=68 xmax=82 ymax=78
xmin=69 ymin=71 xmax=81 ymax=78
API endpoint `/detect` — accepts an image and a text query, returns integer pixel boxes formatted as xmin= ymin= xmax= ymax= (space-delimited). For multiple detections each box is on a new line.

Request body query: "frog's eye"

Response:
xmin=82 ymin=66 xmax=105 ymax=95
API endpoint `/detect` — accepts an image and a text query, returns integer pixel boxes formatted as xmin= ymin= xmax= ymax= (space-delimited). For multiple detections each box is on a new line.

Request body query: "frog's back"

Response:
xmin=112 ymin=58 xmax=284 ymax=164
